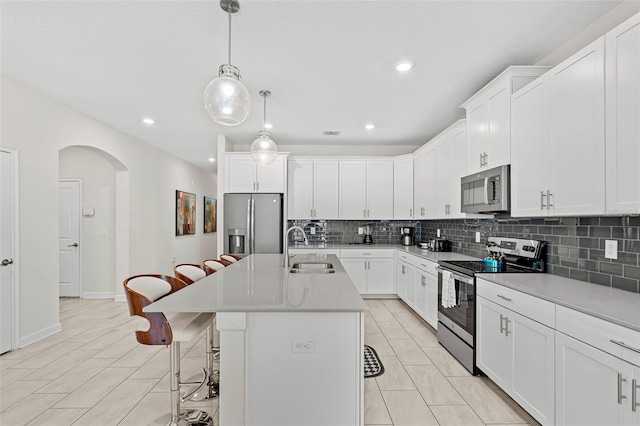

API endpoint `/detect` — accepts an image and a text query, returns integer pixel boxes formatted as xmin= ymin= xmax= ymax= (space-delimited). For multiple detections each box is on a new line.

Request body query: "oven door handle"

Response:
xmin=436 ymin=267 xmax=475 ymax=285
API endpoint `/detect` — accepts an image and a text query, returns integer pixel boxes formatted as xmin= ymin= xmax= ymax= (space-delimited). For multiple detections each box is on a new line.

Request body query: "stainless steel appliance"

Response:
xmin=436 ymin=237 xmax=546 ymax=374
xmin=223 ymin=193 xmax=283 ymax=256
xmin=401 ymin=227 xmax=414 ymax=246
xmin=460 ymin=165 xmax=510 ymax=214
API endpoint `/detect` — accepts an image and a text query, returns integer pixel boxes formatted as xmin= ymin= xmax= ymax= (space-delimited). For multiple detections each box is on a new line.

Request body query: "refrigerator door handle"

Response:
xmin=246 ymin=199 xmax=252 ymax=254
xmin=251 ymin=198 xmax=256 ymax=253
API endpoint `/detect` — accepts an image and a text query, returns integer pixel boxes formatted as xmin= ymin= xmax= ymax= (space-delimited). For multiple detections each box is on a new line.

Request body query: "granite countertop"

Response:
xmin=144 ymin=254 xmax=366 ymax=314
xmin=478 ymin=273 xmax=640 ymax=332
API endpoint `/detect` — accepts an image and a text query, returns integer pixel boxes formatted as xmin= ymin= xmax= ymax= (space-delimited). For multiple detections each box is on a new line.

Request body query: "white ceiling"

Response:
xmin=1 ymin=0 xmax=621 ymax=172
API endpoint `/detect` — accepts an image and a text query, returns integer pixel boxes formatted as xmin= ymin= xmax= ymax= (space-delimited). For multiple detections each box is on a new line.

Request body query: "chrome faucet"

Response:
xmin=284 ymin=226 xmax=309 ymax=267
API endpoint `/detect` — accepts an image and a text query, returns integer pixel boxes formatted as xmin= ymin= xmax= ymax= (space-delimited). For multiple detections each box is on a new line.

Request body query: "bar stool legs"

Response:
xmin=169 ymin=342 xmax=213 ymax=426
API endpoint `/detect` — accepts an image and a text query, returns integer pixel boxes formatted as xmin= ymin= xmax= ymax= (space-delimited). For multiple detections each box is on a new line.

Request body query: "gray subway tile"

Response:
xmin=612 ymin=276 xmax=639 ymax=293
xmin=588 ymin=272 xmax=611 ymax=286
xmin=624 ymin=265 xmax=640 ymax=280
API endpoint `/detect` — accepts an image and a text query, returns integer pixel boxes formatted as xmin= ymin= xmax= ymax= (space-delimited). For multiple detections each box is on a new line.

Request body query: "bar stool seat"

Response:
xmin=220 ymin=254 xmax=240 ymax=264
xmin=174 ymin=264 xmax=207 ymax=284
xmin=203 ymin=259 xmax=226 ymax=275
xmin=124 ymin=274 xmax=214 ymax=426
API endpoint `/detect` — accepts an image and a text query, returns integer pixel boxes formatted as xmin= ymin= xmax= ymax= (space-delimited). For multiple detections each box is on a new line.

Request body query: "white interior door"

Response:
xmin=59 ymin=180 xmax=81 ymax=297
xmin=1 ymin=149 xmax=15 ymax=354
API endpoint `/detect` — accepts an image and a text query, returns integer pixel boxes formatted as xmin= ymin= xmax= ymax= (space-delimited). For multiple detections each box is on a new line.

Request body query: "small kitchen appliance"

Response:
xmin=401 ymin=227 xmax=414 ymax=246
xmin=363 ymin=225 xmax=373 ymax=244
xmin=436 ymin=236 xmax=546 ymax=374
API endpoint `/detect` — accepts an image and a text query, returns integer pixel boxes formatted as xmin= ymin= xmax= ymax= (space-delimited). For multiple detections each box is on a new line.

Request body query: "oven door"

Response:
xmin=436 ymin=267 xmax=475 ymax=346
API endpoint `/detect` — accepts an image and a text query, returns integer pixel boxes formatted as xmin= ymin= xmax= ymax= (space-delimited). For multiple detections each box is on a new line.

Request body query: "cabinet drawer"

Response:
xmin=556 ymin=304 xmax=640 ymax=367
xmin=477 ymin=279 xmax=555 ymax=328
xmin=340 ymin=249 xmax=394 ymax=258
xmin=404 ymin=255 xmax=438 ymax=276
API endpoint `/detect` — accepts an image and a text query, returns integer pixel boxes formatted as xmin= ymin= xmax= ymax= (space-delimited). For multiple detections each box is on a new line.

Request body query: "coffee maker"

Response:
xmin=401 ymin=227 xmax=414 ymax=246
xmin=363 ymin=225 xmax=373 ymax=244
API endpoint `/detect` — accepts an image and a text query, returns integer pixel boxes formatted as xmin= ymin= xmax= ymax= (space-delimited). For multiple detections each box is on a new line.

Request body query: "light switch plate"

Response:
xmin=437 ymin=229 xmax=441 ymax=237
xmin=605 ymin=240 xmax=618 ymax=259
xmin=310 ymin=227 xmax=316 ymax=235
xmin=475 ymin=232 xmax=481 ymax=243
xmin=358 ymin=227 xmax=363 ymax=235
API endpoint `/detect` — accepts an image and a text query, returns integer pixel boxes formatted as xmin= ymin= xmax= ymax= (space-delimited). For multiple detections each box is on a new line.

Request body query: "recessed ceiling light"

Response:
xmin=365 ymin=123 xmax=375 ymax=130
xmin=396 ymin=60 xmax=414 ymax=72
xmin=264 ymin=122 xmax=273 ymax=129
xmin=142 ymin=117 xmax=155 ymax=125
xmin=208 ymin=157 xmax=216 ymax=162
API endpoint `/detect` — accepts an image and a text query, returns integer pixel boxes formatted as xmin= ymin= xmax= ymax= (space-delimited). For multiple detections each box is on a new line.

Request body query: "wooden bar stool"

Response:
xmin=123 ymin=274 xmax=214 ymax=426
xmin=202 ymin=259 xmax=226 ymax=275
xmin=172 ymin=264 xmax=218 ymax=400
xmin=220 ymin=254 xmax=241 ymax=264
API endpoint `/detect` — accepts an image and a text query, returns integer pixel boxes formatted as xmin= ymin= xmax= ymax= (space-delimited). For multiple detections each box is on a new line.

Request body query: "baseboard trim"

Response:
xmin=114 ymin=294 xmax=126 ymax=302
xmin=19 ymin=322 xmax=62 ymax=348
xmin=82 ymin=292 xmax=115 ymax=299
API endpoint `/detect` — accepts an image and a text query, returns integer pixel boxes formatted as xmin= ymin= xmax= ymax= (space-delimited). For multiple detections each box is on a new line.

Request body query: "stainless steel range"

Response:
xmin=436 ymin=237 xmax=546 ymax=374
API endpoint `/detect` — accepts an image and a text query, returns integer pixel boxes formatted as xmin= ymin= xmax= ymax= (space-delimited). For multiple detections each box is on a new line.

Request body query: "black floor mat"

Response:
xmin=364 ymin=345 xmax=384 ymax=378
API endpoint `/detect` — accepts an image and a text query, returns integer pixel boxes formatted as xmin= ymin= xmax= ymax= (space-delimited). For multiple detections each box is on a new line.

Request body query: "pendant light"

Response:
xmin=250 ymin=90 xmax=278 ymax=165
xmin=203 ymin=0 xmax=250 ymax=126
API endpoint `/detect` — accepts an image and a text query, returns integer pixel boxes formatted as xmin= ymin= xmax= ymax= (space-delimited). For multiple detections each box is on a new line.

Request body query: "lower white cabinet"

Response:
xmin=555 ymin=332 xmax=639 ymax=426
xmin=476 ymin=280 xmax=555 ymax=425
xmin=341 ymin=249 xmax=394 ymax=295
xmin=396 ymin=253 xmax=439 ymax=330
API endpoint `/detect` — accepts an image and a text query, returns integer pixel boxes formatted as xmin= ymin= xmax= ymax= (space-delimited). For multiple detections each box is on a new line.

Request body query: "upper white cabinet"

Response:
xmin=226 ymin=153 xmax=287 ymax=193
xmin=605 ymin=13 xmax=640 ymax=215
xmin=511 ymin=37 xmax=606 ymax=217
xmin=414 ymin=120 xmax=469 ymax=220
xmin=288 ymin=158 xmax=339 ymax=219
xmin=393 ymin=156 xmax=414 ymax=219
xmin=339 ymin=160 xmax=393 ymax=219
xmin=462 ymin=66 xmax=551 ymax=175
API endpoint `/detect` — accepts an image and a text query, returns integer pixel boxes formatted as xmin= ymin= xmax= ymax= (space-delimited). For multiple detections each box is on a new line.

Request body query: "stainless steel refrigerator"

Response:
xmin=223 ymin=193 xmax=283 ymax=256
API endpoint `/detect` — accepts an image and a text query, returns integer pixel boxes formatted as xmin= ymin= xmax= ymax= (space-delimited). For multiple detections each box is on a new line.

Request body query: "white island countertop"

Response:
xmin=144 ymin=253 xmax=366 ymax=314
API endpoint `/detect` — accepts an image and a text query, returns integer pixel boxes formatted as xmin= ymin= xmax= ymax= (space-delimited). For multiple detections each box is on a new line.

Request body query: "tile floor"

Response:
xmin=0 ymin=297 xmax=539 ymax=425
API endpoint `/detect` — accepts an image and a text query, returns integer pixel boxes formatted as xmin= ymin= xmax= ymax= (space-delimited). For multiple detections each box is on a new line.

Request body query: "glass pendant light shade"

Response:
xmin=250 ymin=130 xmax=278 ymax=164
xmin=204 ymin=66 xmax=250 ymax=126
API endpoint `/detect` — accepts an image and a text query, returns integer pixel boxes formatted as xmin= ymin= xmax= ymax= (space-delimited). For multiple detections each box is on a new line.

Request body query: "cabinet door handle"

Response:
xmin=479 ymin=153 xmax=483 ymax=168
xmin=633 ymin=379 xmax=639 ymax=412
xmin=421 ymin=207 xmax=425 ymax=216
xmin=540 ymin=191 xmax=546 ymax=210
xmin=618 ymin=373 xmax=628 ymax=404
xmin=401 ymin=265 xmax=406 ymax=274
xmin=504 ymin=317 xmax=511 ymax=336
xmin=256 ymin=181 xmax=260 ymax=191
xmin=547 ymin=190 xmax=553 ymax=209
xmin=421 ymin=276 xmax=426 ymax=286
xmin=499 ymin=314 xmax=507 ymax=334
xmin=497 ymin=294 xmax=512 ymax=302
xmin=410 ymin=208 xmax=413 ymax=217
xmin=484 ymin=152 xmax=488 ymax=166
xmin=253 ymin=181 xmax=256 ymax=191
xmin=610 ymin=340 xmax=640 ymax=354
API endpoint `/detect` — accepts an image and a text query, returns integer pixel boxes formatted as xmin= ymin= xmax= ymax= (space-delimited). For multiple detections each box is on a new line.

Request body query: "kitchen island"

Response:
xmin=145 ymin=254 xmax=367 ymax=426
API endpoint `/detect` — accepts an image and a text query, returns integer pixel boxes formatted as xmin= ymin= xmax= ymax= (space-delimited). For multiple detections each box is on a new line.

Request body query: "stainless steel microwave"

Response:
xmin=460 ymin=165 xmax=510 ymax=214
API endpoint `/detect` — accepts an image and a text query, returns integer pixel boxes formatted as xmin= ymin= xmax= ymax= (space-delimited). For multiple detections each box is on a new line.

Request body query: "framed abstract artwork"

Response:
xmin=204 ymin=197 xmax=217 ymax=233
xmin=176 ymin=190 xmax=196 ymax=236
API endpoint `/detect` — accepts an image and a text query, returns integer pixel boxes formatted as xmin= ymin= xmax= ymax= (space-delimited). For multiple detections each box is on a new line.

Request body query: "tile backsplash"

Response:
xmin=289 ymin=215 xmax=640 ymax=293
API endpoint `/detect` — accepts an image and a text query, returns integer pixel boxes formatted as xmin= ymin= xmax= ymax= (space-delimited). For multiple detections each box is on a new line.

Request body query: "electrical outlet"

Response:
xmin=291 ymin=338 xmax=315 ymax=353
xmin=358 ymin=227 xmax=363 ymax=235
xmin=310 ymin=227 xmax=316 ymax=235
xmin=437 ymin=229 xmax=441 ymax=237
xmin=475 ymin=232 xmax=481 ymax=243
xmin=605 ymin=240 xmax=618 ymax=259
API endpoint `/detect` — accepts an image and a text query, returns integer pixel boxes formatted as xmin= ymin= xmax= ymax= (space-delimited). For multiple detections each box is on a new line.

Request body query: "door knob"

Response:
xmin=1 ymin=259 xmax=13 ymax=266
xmin=67 ymin=243 xmax=79 ymax=248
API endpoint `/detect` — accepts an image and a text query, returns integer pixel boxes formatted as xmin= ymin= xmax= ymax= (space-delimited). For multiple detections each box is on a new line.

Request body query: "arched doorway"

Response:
xmin=58 ymin=146 xmax=129 ymax=300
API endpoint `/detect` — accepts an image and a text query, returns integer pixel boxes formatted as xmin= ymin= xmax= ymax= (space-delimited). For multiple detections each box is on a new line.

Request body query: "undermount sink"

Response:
xmin=289 ymin=262 xmax=335 ymax=274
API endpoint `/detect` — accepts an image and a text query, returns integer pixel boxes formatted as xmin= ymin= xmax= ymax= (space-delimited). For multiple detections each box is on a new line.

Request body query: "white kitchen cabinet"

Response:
xmin=476 ymin=279 xmax=555 ymax=425
xmin=339 ymin=160 xmax=393 ymax=219
xmin=397 ymin=253 xmax=439 ymax=329
xmin=606 ymin=13 xmax=640 ymax=215
xmin=393 ymin=155 xmax=414 ymax=219
xmin=397 ymin=261 xmax=410 ymax=301
xmin=288 ymin=158 xmax=339 ymax=219
xmin=511 ymin=37 xmax=606 ymax=217
xmin=555 ymin=304 xmax=640 ymax=426
xmin=462 ymin=66 xmax=550 ymax=174
xmin=340 ymin=249 xmax=395 ymax=295
xmin=413 ymin=148 xmax=436 ymax=219
xmin=435 ymin=120 xmax=467 ymax=218
xmin=226 ymin=153 xmax=287 ymax=193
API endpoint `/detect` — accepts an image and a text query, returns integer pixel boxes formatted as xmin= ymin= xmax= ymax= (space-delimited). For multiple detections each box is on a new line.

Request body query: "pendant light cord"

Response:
xmin=227 ymin=7 xmax=232 ymax=65
xmin=263 ymin=95 xmax=267 ymax=131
